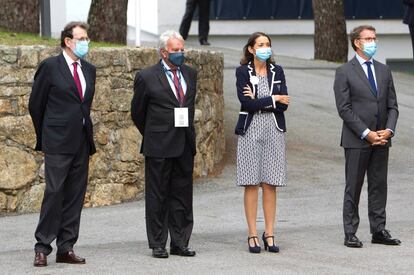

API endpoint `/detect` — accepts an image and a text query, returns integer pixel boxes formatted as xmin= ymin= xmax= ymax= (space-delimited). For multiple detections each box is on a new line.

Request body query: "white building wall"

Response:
xmin=50 ymin=0 xmax=91 ymax=39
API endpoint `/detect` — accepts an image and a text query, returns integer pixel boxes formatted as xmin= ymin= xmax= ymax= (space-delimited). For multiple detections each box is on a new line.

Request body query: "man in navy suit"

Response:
xmin=29 ymin=21 xmax=96 ymax=267
xmin=403 ymin=0 xmax=414 ymax=58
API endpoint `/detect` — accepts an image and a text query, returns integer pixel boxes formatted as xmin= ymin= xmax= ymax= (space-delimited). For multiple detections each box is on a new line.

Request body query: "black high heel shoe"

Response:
xmin=247 ymin=236 xmax=261 ymax=253
xmin=262 ymin=232 xmax=279 ymax=253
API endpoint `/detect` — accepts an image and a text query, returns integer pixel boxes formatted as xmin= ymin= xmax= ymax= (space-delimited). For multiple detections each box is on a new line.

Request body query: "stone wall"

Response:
xmin=0 ymin=45 xmax=225 ymax=213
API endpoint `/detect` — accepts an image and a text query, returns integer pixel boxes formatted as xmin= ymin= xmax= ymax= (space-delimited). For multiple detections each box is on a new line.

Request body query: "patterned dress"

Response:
xmin=236 ymin=75 xmax=287 ymax=187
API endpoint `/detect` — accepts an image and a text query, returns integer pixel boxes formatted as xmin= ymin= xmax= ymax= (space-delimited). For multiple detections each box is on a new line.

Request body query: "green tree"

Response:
xmin=312 ymin=0 xmax=348 ymax=62
xmin=87 ymin=0 xmax=128 ymax=44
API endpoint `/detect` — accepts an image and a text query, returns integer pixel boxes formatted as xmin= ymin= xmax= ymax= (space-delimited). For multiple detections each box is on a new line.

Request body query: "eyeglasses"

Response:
xmin=72 ymin=37 xmax=90 ymax=43
xmin=358 ymin=37 xmax=378 ymax=43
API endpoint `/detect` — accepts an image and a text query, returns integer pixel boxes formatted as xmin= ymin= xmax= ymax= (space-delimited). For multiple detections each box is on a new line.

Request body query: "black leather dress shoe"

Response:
xmin=170 ymin=246 xmax=196 ymax=257
xmin=372 ymin=229 xmax=401 ymax=245
xmin=199 ymin=39 xmax=210 ymax=46
xmin=152 ymin=247 xmax=168 ymax=258
xmin=344 ymin=233 xmax=363 ymax=248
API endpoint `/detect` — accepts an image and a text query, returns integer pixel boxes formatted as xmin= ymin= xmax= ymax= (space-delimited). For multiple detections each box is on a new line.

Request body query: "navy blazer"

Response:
xmin=235 ymin=61 xmax=288 ymax=135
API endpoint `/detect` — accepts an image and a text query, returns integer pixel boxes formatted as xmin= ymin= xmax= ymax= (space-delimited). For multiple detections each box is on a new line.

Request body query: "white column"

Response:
xmin=50 ymin=0 xmax=67 ymax=38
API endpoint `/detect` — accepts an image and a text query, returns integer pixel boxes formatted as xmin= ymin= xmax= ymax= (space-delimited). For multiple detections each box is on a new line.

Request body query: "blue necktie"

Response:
xmin=365 ymin=61 xmax=377 ymax=96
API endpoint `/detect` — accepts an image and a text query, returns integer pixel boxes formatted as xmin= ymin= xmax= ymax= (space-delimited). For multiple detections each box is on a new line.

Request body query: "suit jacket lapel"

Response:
xmin=58 ymin=53 xmax=82 ymax=101
xmin=351 ymin=56 xmax=377 ymax=98
xmin=373 ymin=60 xmax=382 ymax=98
xmin=80 ymin=61 xmax=92 ymax=101
xmin=267 ymin=63 xmax=276 ymax=94
xmin=156 ymin=63 xmax=180 ymax=105
xmin=180 ymin=65 xmax=192 ymax=104
xmin=247 ymin=62 xmax=258 ymax=97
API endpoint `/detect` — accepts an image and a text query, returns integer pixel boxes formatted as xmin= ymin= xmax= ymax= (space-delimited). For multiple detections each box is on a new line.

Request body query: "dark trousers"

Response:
xmin=343 ymin=147 xmax=388 ymax=235
xmin=145 ymin=145 xmax=194 ymax=249
xmin=34 ymin=132 xmax=89 ymax=255
xmin=179 ymin=0 xmax=210 ymax=41
xmin=409 ymin=24 xmax=414 ymax=59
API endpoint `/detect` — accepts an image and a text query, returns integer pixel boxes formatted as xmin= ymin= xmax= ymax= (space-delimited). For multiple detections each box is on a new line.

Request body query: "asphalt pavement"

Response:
xmin=1 ymin=43 xmax=413 ymax=274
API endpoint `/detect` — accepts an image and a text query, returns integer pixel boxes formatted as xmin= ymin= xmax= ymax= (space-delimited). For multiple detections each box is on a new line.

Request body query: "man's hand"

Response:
xmin=377 ymin=129 xmax=392 ymax=140
xmin=371 ymin=129 xmax=392 ymax=146
xmin=366 ymin=130 xmax=388 ymax=146
xmin=366 ymin=131 xmax=385 ymax=146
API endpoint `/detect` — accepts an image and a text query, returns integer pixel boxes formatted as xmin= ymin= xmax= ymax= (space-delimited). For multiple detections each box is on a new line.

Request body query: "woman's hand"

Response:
xmin=243 ymin=85 xmax=255 ymax=99
xmin=272 ymin=95 xmax=290 ymax=105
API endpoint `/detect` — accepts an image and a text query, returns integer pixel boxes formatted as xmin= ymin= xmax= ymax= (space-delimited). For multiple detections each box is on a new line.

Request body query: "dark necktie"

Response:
xmin=365 ymin=61 xmax=377 ymax=96
xmin=73 ymin=62 xmax=84 ymax=101
xmin=170 ymin=68 xmax=185 ymax=106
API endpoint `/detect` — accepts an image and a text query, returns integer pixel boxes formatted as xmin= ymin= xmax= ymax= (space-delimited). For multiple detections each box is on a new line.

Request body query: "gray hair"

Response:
xmin=158 ymin=30 xmax=184 ymax=50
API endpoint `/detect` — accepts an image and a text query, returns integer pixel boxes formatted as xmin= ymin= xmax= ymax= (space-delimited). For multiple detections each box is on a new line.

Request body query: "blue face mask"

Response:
xmin=255 ymin=47 xmax=272 ymax=62
xmin=362 ymin=41 xmax=377 ymax=59
xmin=168 ymin=52 xmax=185 ymax=67
xmin=73 ymin=40 xmax=89 ymax=58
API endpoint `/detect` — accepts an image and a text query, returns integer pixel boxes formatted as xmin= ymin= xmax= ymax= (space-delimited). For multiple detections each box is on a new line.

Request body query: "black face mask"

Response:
xmin=168 ymin=52 xmax=185 ymax=66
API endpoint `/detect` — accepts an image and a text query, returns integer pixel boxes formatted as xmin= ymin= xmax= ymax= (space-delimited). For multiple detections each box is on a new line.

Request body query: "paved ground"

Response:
xmin=1 ymin=43 xmax=414 ymax=274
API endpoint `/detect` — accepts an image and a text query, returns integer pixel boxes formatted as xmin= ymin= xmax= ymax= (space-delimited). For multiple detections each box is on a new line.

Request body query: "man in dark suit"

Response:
xmin=131 ymin=30 xmax=197 ymax=258
xmin=179 ymin=0 xmax=211 ymax=45
xmin=334 ymin=25 xmax=401 ymax=248
xmin=403 ymin=0 xmax=414 ymax=58
xmin=29 ymin=22 xmax=96 ymax=266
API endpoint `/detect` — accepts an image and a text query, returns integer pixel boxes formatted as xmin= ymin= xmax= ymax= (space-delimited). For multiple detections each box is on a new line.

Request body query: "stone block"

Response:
xmin=0 ymin=85 xmax=31 ymax=97
xmin=110 ymin=88 xmax=132 ymax=112
xmin=92 ymin=78 xmax=112 ymax=112
xmin=0 ymin=145 xmax=37 ymax=190
xmin=18 ymin=47 xmax=39 ymax=68
xmin=0 ymin=192 xmax=7 ymax=211
xmin=38 ymin=47 xmax=60 ymax=63
xmin=116 ymin=126 xmax=140 ymax=162
xmin=90 ymin=183 xmax=124 ymax=207
xmin=0 ymin=47 xmax=18 ymax=64
xmin=0 ymin=115 xmax=36 ymax=148
xmin=0 ymin=98 xmax=13 ymax=116
xmin=16 ymin=183 xmax=45 ymax=213
xmin=122 ymin=183 xmax=141 ymax=201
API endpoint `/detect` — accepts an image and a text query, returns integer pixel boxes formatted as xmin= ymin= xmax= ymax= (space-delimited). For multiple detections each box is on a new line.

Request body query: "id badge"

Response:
xmin=174 ymin=108 xmax=189 ymax=127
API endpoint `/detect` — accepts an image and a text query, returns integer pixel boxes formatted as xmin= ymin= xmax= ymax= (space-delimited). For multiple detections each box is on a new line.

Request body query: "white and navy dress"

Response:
xmin=236 ymin=75 xmax=287 ymax=187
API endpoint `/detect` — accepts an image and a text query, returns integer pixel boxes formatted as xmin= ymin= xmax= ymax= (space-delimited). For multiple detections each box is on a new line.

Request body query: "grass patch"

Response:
xmin=0 ymin=29 xmax=124 ymax=48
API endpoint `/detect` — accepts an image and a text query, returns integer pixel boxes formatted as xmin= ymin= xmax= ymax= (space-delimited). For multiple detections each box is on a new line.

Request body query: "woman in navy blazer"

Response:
xmin=235 ymin=32 xmax=290 ymax=254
